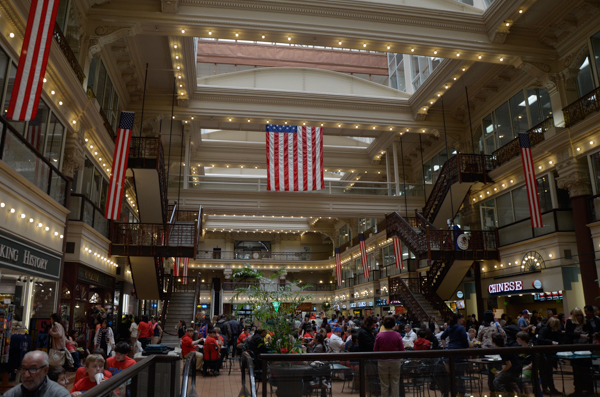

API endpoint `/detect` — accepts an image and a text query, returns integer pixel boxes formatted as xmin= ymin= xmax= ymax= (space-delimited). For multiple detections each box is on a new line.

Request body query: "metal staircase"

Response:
xmin=386 ymin=153 xmax=499 ymax=321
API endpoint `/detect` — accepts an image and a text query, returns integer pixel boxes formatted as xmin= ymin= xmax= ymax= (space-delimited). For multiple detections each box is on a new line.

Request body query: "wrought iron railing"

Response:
xmin=563 ymin=86 xmax=600 ymax=127
xmin=492 ymin=117 xmax=553 ymax=167
xmin=110 ymin=222 xmax=197 ymax=256
xmin=68 ymin=193 xmax=109 ymax=237
xmin=192 ymin=277 xmax=202 ymax=324
xmin=159 ymin=274 xmax=173 ymax=325
xmin=0 ymin=116 xmax=70 ymax=207
xmin=196 ymin=250 xmax=331 ymax=261
xmin=53 ymin=25 xmax=85 ymax=84
xmin=388 ymin=277 xmax=431 ymax=323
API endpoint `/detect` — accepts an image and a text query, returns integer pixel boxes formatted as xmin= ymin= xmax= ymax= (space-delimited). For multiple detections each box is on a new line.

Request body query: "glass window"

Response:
xmin=24 ymin=100 xmax=49 ymax=152
xmin=81 ymin=158 xmax=94 ymax=197
xmin=592 ymin=31 xmax=600 ymax=87
xmin=537 ymin=175 xmax=552 ymax=213
xmin=496 ymin=192 xmax=514 ymax=227
xmin=512 ymin=185 xmax=530 ymax=221
xmin=538 ymin=89 xmax=553 ymax=121
xmin=338 ymin=225 xmax=351 ymax=246
xmin=91 ymin=168 xmax=102 ymax=207
xmin=577 ymin=55 xmax=596 ymax=97
xmin=482 ymin=113 xmax=495 ymax=154
xmin=495 ymin=101 xmax=513 ymax=148
xmin=44 ymin=112 xmax=65 ymax=166
xmin=509 ymin=90 xmax=528 ymax=133
xmin=0 ymin=48 xmax=9 ymax=101
xmin=3 ymin=63 xmax=26 ymax=134
xmin=55 ymin=0 xmax=70 ymax=32
xmin=96 ymin=61 xmax=107 ymax=106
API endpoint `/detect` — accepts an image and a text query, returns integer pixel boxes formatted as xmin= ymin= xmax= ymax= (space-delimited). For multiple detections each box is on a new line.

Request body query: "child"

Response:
xmin=71 ymin=354 xmax=109 ymax=395
xmin=47 ymin=366 xmax=69 ymax=389
xmin=106 ymin=342 xmax=137 ymax=376
xmin=492 ymin=333 xmax=522 ymax=392
xmin=413 ymin=330 xmax=432 ymax=350
xmin=74 ymin=348 xmax=112 ymax=384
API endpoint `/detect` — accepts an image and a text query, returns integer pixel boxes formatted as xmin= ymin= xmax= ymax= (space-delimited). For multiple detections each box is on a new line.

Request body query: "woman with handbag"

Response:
xmin=49 ymin=313 xmax=74 ymax=369
xmin=94 ymin=320 xmax=115 ymax=357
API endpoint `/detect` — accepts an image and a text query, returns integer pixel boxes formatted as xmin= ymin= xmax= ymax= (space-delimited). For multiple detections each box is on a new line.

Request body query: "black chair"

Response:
xmin=202 ymin=342 xmax=220 ymax=376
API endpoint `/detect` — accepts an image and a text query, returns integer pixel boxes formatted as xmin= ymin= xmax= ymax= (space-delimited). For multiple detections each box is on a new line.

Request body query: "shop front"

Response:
xmin=0 ymin=229 xmax=63 ymax=375
xmin=61 ymin=262 xmax=115 ymax=350
xmin=482 ymin=269 xmax=570 ymax=320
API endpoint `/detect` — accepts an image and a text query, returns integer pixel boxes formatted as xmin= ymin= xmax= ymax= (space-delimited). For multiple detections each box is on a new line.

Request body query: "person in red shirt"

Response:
xmin=106 ymin=342 xmax=137 ymax=375
xmin=413 ymin=330 xmax=432 ymax=350
xmin=203 ymin=329 xmax=222 ymax=375
xmin=74 ymin=349 xmax=112 ymax=384
xmin=236 ymin=327 xmax=251 ymax=356
xmin=181 ymin=327 xmax=203 ymax=372
xmin=71 ymin=354 xmax=109 ymax=395
xmin=137 ymin=315 xmax=151 ymax=349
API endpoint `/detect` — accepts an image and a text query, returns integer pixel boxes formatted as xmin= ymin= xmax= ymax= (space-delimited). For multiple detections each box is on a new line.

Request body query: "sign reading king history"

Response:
xmin=0 ymin=230 xmax=62 ymax=280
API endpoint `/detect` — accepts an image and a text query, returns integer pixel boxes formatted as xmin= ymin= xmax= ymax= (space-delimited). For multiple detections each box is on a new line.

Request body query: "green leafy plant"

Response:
xmin=231 ymin=267 xmax=312 ymax=354
xmin=321 ymin=301 xmax=331 ymax=312
xmin=232 ymin=264 xmax=263 ymax=280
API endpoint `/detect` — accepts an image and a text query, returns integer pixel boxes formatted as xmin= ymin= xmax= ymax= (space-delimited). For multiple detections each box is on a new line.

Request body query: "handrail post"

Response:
xmin=262 ymin=357 xmax=268 ymax=397
xmin=448 ymin=355 xmax=456 ymax=397
xmin=531 ymin=352 xmax=541 ymax=397
xmin=359 ymin=359 xmax=366 ymax=397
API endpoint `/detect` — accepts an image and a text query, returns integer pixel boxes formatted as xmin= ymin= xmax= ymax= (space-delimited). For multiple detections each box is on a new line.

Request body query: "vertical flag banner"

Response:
xmin=358 ymin=233 xmax=369 ymax=279
xmin=182 ymin=258 xmax=189 ymax=285
xmin=7 ymin=0 xmax=60 ymax=121
xmin=518 ymin=133 xmax=543 ymax=228
xmin=174 ymin=257 xmax=181 ymax=277
xmin=392 ymin=237 xmax=404 ymax=270
xmin=25 ymin=109 xmax=44 ymax=150
xmin=335 ymin=247 xmax=342 ymax=287
xmin=265 ymin=124 xmax=324 ymax=191
xmin=105 ymin=111 xmax=135 ymax=220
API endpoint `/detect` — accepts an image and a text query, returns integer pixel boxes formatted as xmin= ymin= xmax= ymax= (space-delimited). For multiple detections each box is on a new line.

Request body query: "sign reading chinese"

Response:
xmin=488 ymin=280 xmax=523 ymax=294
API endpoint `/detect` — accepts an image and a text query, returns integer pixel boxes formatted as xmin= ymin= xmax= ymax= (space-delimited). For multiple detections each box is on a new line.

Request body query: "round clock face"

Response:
xmin=456 ymin=291 xmax=464 ymax=299
xmin=521 ymin=251 xmax=545 ymax=273
xmin=533 ymin=280 xmax=542 ymax=289
xmin=457 ymin=234 xmax=469 ymax=250
xmin=252 ymin=252 xmax=260 ymax=259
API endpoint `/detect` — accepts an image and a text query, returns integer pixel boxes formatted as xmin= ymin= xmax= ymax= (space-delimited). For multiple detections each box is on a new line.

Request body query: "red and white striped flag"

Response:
xmin=182 ymin=258 xmax=189 ymax=285
xmin=173 ymin=257 xmax=181 ymax=277
xmin=358 ymin=233 xmax=369 ymax=279
xmin=392 ymin=237 xmax=404 ymax=270
xmin=335 ymin=247 xmax=342 ymax=287
xmin=25 ymin=109 xmax=44 ymax=150
xmin=105 ymin=112 xmax=135 ymax=220
xmin=519 ymin=133 xmax=543 ymax=228
xmin=266 ymin=124 xmax=324 ymax=191
xmin=6 ymin=0 xmax=60 ymax=121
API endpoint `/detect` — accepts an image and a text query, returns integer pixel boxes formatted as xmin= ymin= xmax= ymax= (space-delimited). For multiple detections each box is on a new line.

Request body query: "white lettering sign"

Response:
xmin=22 ymin=250 xmax=48 ymax=270
xmin=488 ymin=280 xmax=523 ymax=294
xmin=0 ymin=244 xmax=19 ymax=262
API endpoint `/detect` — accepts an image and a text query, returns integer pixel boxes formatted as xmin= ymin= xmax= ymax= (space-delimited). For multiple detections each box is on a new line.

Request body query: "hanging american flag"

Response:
xmin=173 ymin=257 xmax=181 ymax=277
xmin=25 ymin=109 xmax=45 ymax=151
xmin=392 ymin=237 xmax=404 ymax=270
xmin=335 ymin=247 xmax=342 ymax=287
xmin=105 ymin=111 xmax=135 ymax=220
xmin=6 ymin=0 xmax=60 ymax=121
xmin=358 ymin=233 xmax=369 ymax=279
xmin=266 ymin=124 xmax=324 ymax=191
xmin=519 ymin=133 xmax=543 ymax=228
xmin=182 ymin=257 xmax=189 ymax=285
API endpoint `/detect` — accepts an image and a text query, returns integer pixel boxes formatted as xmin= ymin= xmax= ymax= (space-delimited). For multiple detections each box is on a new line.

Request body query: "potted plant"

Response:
xmin=232 ymin=267 xmax=312 ymax=397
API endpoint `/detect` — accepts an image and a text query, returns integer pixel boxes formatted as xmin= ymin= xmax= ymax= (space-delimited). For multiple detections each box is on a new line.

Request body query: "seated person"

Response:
xmin=71 ymin=354 xmax=109 ymax=395
xmin=48 ymin=366 xmax=69 ymax=390
xmin=303 ymin=328 xmax=316 ymax=341
xmin=492 ymin=333 xmax=522 ymax=392
xmin=182 ymin=328 xmax=203 ymax=373
xmin=106 ymin=342 xmax=137 ymax=376
xmin=204 ymin=329 xmax=222 ymax=375
xmin=413 ymin=330 xmax=432 ymax=350
xmin=74 ymin=349 xmax=112 ymax=384
xmin=402 ymin=325 xmax=417 ymax=347
xmin=345 ymin=335 xmax=359 ymax=352
xmin=237 ymin=327 xmax=251 ymax=353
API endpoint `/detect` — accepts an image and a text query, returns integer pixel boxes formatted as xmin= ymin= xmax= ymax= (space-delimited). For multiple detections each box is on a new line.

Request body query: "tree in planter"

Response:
xmin=231 ymin=267 xmax=311 ymax=354
xmin=232 ymin=264 xmax=263 ymax=281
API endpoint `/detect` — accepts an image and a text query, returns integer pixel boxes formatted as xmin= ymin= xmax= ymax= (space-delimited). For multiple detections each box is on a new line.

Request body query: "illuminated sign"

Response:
xmin=534 ymin=291 xmax=562 ymax=301
xmin=358 ymin=302 xmax=367 ymax=307
xmin=376 ymin=299 xmax=388 ymax=306
xmin=488 ymin=280 xmax=523 ymax=294
xmin=350 ymin=303 xmax=357 ymax=308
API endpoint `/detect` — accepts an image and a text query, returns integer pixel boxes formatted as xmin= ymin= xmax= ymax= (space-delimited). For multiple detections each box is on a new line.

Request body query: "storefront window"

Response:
xmin=577 ymin=55 xmax=596 ymax=97
xmin=30 ymin=281 xmax=58 ymax=320
xmin=496 ymin=192 xmax=513 ymax=227
xmin=89 ymin=292 xmax=100 ymax=304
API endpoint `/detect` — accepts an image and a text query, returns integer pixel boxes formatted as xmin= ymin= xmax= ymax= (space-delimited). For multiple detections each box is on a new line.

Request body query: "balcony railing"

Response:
xmin=177 ymin=175 xmax=425 ymax=197
xmin=110 ymin=222 xmax=197 ymax=257
xmin=492 ymin=117 xmax=553 ymax=168
xmin=563 ymin=86 xmax=600 ymax=127
xmin=53 ymin=26 xmax=85 ymax=84
xmin=87 ymin=88 xmax=116 ymax=140
xmin=68 ymin=193 xmax=109 ymax=237
xmin=0 ymin=115 xmax=70 ymax=207
xmin=497 ymin=208 xmax=574 ymax=246
xmin=196 ymin=250 xmax=331 ymax=261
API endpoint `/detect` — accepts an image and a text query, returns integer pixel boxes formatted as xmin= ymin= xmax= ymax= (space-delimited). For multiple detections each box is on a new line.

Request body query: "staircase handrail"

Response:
xmin=386 ymin=212 xmax=427 ymax=255
xmin=195 ymin=205 xmax=203 ymax=258
xmin=422 ymin=155 xmax=458 ymax=220
xmin=159 ymin=273 xmax=173 ymax=325
xmin=192 ymin=276 xmax=201 ymax=327
xmin=392 ymin=277 xmax=431 ymax=323
xmin=169 ymin=202 xmax=177 ymax=224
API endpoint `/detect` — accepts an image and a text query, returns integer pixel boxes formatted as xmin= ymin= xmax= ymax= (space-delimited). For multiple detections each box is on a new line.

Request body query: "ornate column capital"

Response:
xmin=556 ymin=158 xmax=593 ymax=197
xmin=62 ymin=129 xmax=86 ymax=178
xmin=223 ymin=267 xmax=233 ymax=280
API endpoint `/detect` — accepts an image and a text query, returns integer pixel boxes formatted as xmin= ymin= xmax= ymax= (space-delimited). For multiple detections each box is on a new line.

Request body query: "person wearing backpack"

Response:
xmin=228 ymin=316 xmax=242 ymax=357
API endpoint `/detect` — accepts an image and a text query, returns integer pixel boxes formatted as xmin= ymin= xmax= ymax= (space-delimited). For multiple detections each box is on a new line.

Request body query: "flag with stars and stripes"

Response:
xmin=519 ymin=133 xmax=543 ymax=228
xmin=6 ymin=0 xmax=60 ymax=121
xmin=392 ymin=237 xmax=404 ymax=270
xmin=105 ymin=111 xmax=135 ymax=220
xmin=182 ymin=257 xmax=189 ymax=284
xmin=335 ymin=247 xmax=342 ymax=287
xmin=266 ymin=124 xmax=324 ymax=191
xmin=358 ymin=233 xmax=369 ymax=279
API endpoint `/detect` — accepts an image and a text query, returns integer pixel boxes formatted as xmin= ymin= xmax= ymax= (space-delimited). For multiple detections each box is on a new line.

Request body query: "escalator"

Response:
xmin=386 ymin=154 xmax=499 ymax=320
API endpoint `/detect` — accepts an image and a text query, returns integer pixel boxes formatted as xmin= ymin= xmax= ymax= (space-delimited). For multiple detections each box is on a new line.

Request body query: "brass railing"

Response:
xmin=492 ymin=117 xmax=553 ymax=167
xmin=53 ymin=25 xmax=85 ymax=84
xmin=563 ymin=86 xmax=600 ymax=127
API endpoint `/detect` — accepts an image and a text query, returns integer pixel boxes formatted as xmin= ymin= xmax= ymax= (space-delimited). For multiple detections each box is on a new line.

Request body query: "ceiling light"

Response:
xmin=9 ymin=33 xmax=14 ymax=38
xmin=434 ymin=50 xmax=437 ymax=54
xmin=387 ymin=45 xmax=390 ymax=50
xmin=29 ymin=218 xmax=33 ymax=223
xmin=175 ymin=56 xmax=179 ymax=59
xmin=235 ymin=33 xmax=239 ymax=37
xmin=478 ymin=55 xmax=482 ymax=59
xmin=262 ymin=35 xmax=266 ymax=39
xmin=177 ymin=66 xmax=180 ymax=69
xmin=287 ymin=37 xmax=291 ymax=41
xmin=174 ymin=44 xmax=177 ymax=48
xmin=208 ymin=31 xmax=212 ymax=35
xmin=549 ymin=161 xmax=553 ymax=165
xmin=181 ymin=29 xmax=185 ymax=33
xmin=50 ymin=90 xmax=55 ymax=95
xmin=9 ymin=208 xmax=15 ymax=213
xmin=72 ymin=120 xmax=76 ymax=124
xmin=178 ymin=76 xmax=181 ymax=79
xmin=411 ymin=48 xmax=414 ymax=52
xmin=591 ymin=141 xmax=594 ymax=145
xmin=363 ymin=43 xmax=366 ymax=47
xmin=58 ymin=101 xmax=63 ymax=105
xmin=44 ymin=226 xmax=49 ymax=231
xmin=456 ymin=53 xmax=460 ymax=57
xmin=20 ymin=213 xmax=25 ymax=218
xmin=500 ymin=57 xmax=504 ymax=61
xmin=506 ymin=22 xmax=510 ymax=26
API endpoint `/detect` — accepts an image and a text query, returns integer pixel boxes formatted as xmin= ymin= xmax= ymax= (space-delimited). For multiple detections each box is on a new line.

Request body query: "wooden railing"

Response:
xmin=53 ymin=25 xmax=85 ymax=84
xmin=389 ymin=277 xmax=431 ymax=323
xmin=196 ymin=250 xmax=331 ymax=261
xmin=492 ymin=117 xmax=553 ymax=167
xmin=563 ymin=86 xmax=600 ymax=127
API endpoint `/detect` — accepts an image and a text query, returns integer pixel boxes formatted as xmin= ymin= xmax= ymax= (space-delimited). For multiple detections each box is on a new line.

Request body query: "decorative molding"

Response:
xmin=162 ymin=0 xmax=179 ymax=13
xmin=88 ymin=24 xmax=141 ymax=57
xmin=556 ymin=158 xmax=593 ymax=198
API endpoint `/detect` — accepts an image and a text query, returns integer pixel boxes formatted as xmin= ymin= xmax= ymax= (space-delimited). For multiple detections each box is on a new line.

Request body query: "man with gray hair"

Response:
xmin=4 ymin=351 xmax=70 ymax=396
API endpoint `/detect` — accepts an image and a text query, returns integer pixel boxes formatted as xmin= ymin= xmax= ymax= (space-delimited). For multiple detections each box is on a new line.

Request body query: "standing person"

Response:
xmin=518 ymin=310 xmax=535 ymax=335
xmin=137 ymin=315 xmax=151 ymax=349
xmin=328 ymin=327 xmax=344 ymax=353
xmin=228 ymin=315 xmax=242 ymax=357
xmin=358 ymin=316 xmax=377 ymax=352
xmin=441 ymin=313 xmax=469 ymax=396
xmin=374 ymin=316 xmax=405 ymax=397
xmin=537 ymin=317 xmax=562 ymax=395
xmin=566 ymin=307 xmax=593 ymax=396
xmin=3 ymin=351 xmax=71 ymax=397
xmin=129 ymin=316 xmax=139 ymax=352
xmin=584 ymin=305 xmax=600 ymax=335
xmin=151 ymin=318 xmax=163 ymax=344
xmin=49 ymin=313 xmax=68 ymax=365
xmin=106 ymin=342 xmax=136 ymax=375
xmin=491 ymin=333 xmax=522 ymax=393
xmin=94 ymin=320 xmax=115 ymax=357
xmin=177 ymin=320 xmax=187 ymax=340
xmin=477 ymin=310 xmax=506 ymax=393
xmin=402 ymin=325 xmax=417 ymax=347
xmin=66 ymin=330 xmax=82 ymax=369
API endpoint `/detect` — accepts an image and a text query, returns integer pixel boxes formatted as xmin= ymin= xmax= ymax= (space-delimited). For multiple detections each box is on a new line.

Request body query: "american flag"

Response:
xmin=358 ymin=233 xmax=369 ymax=279
xmin=7 ymin=0 xmax=60 ymax=121
xmin=519 ymin=133 xmax=543 ymax=228
xmin=392 ymin=237 xmax=404 ymax=270
xmin=173 ymin=257 xmax=180 ymax=277
xmin=25 ymin=109 xmax=45 ymax=151
xmin=174 ymin=257 xmax=189 ymax=283
xmin=266 ymin=124 xmax=324 ymax=191
xmin=335 ymin=247 xmax=342 ymax=287
xmin=105 ymin=112 xmax=135 ymax=220
xmin=182 ymin=257 xmax=189 ymax=285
